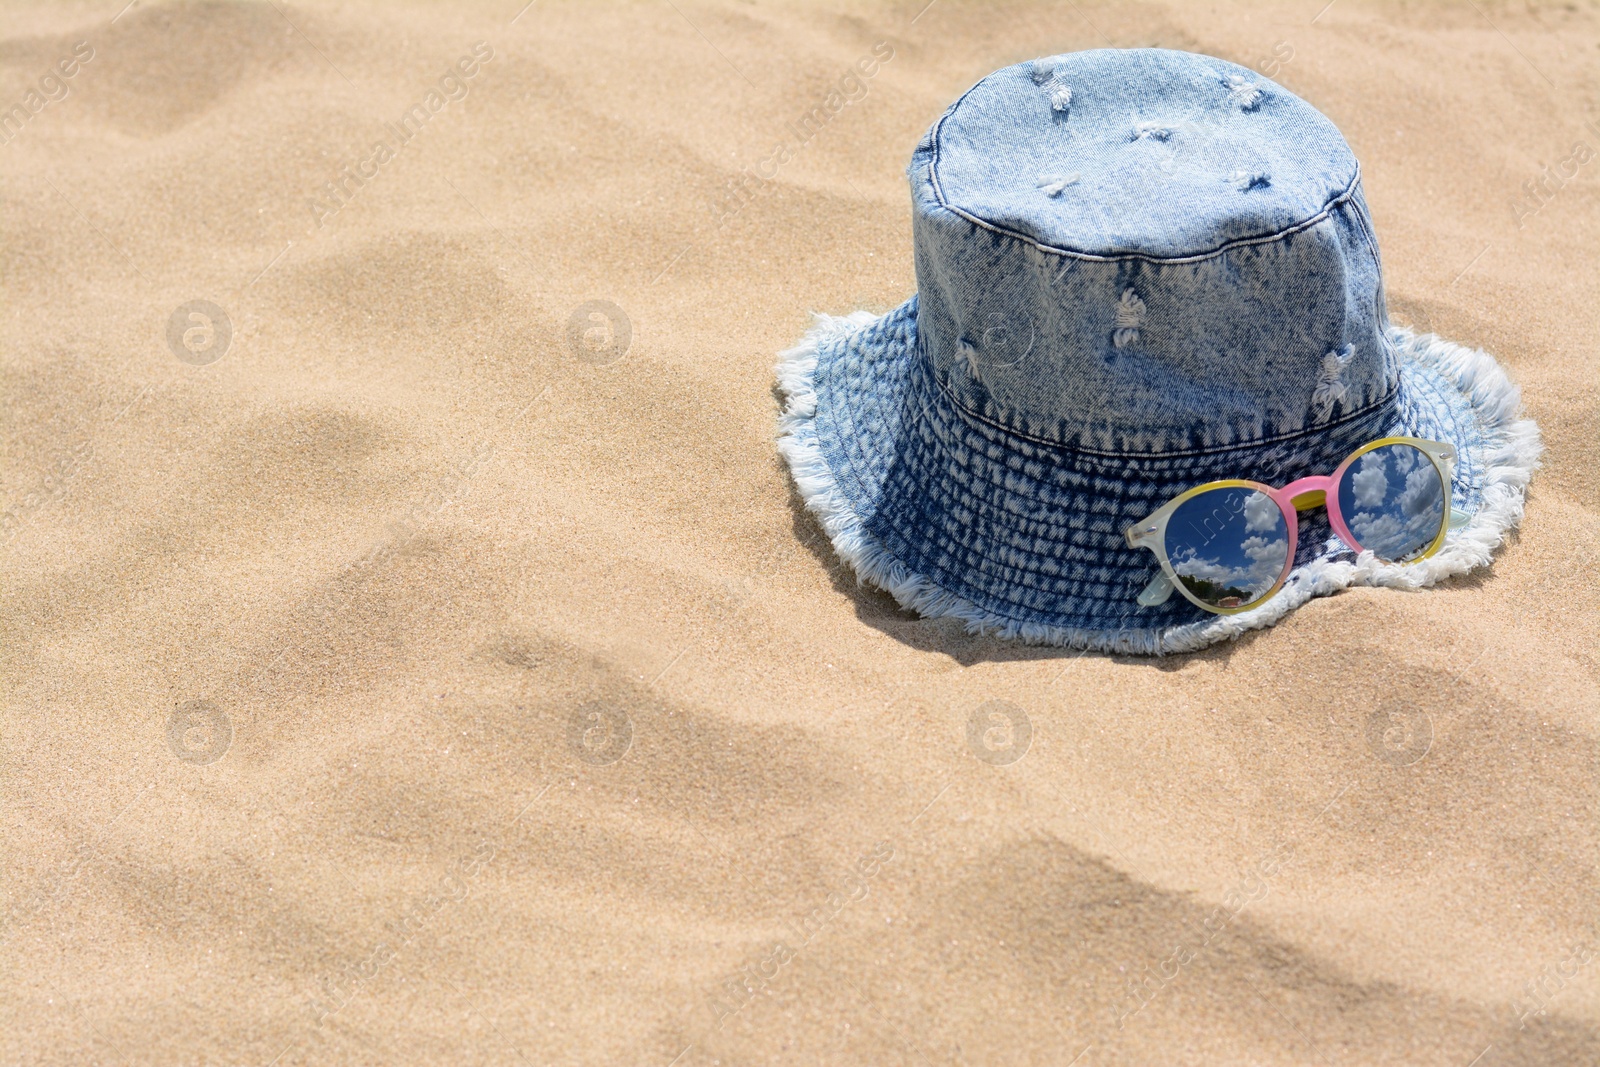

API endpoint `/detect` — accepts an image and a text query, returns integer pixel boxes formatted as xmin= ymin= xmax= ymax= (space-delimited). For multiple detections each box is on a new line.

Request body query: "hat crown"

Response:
xmin=909 ymin=48 xmax=1398 ymax=455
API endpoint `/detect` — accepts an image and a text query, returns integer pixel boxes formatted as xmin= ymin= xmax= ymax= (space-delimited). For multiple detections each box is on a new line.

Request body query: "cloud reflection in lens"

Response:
xmin=1339 ymin=444 xmax=1445 ymax=562
xmin=1165 ymin=486 xmax=1290 ymax=609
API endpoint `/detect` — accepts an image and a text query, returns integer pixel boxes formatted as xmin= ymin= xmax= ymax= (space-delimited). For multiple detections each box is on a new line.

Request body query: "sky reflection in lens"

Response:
xmin=1338 ymin=444 xmax=1444 ymax=562
xmin=1166 ymin=486 xmax=1289 ymax=609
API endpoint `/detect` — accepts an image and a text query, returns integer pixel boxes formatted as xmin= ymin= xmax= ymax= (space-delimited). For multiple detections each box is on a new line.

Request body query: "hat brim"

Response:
xmin=776 ymin=297 xmax=1541 ymax=654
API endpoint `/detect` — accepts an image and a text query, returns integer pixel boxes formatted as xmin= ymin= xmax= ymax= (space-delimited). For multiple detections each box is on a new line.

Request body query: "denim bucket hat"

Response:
xmin=776 ymin=48 xmax=1541 ymax=654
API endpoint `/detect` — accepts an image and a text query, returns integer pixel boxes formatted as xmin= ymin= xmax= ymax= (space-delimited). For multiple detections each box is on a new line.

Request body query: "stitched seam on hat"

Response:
xmin=923 ymin=82 xmax=1364 ymax=264
xmin=923 ymin=356 xmax=1401 ymax=460
xmin=1346 ymin=187 xmax=1383 ymax=274
xmin=928 ymin=160 xmax=1363 ymax=264
xmin=1346 ymin=190 xmax=1393 ymax=336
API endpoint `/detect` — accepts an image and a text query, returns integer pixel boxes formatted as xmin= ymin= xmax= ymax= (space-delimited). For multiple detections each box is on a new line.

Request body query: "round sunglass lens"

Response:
xmin=1337 ymin=443 xmax=1446 ymax=562
xmin=1164 ymin=486 xmax=1290 ymax=609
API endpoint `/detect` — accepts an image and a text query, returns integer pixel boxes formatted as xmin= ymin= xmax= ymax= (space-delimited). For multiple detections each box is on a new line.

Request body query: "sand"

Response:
xmin=2 ymin=1 xmax=1598 ymax=1063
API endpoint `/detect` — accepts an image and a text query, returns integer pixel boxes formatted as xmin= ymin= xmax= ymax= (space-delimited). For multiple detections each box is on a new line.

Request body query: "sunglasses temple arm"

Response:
xmin=1137 ymin=571 xmax=1176 ymax=607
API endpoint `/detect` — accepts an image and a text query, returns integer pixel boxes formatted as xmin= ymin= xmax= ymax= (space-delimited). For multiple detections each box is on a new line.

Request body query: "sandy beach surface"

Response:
xmin=3 ymin=1 xmax=1598 ymax=1064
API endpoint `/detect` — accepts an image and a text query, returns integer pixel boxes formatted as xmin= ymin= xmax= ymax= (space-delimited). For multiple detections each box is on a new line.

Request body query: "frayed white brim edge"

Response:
xmin=775 ymin=313 xmax=1543 ymax=656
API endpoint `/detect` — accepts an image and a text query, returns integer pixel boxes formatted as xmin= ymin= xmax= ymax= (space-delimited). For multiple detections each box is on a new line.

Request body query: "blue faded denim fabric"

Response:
xmin=778 ymin=48 xmax=1537 ymax=652
xmin=915 ymin=49 xmax=1393 ymax=453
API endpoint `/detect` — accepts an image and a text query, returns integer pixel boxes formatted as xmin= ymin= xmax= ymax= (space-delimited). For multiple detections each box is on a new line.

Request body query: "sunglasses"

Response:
xmin=1126 ymin=436 xmax=1467 ymax=615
